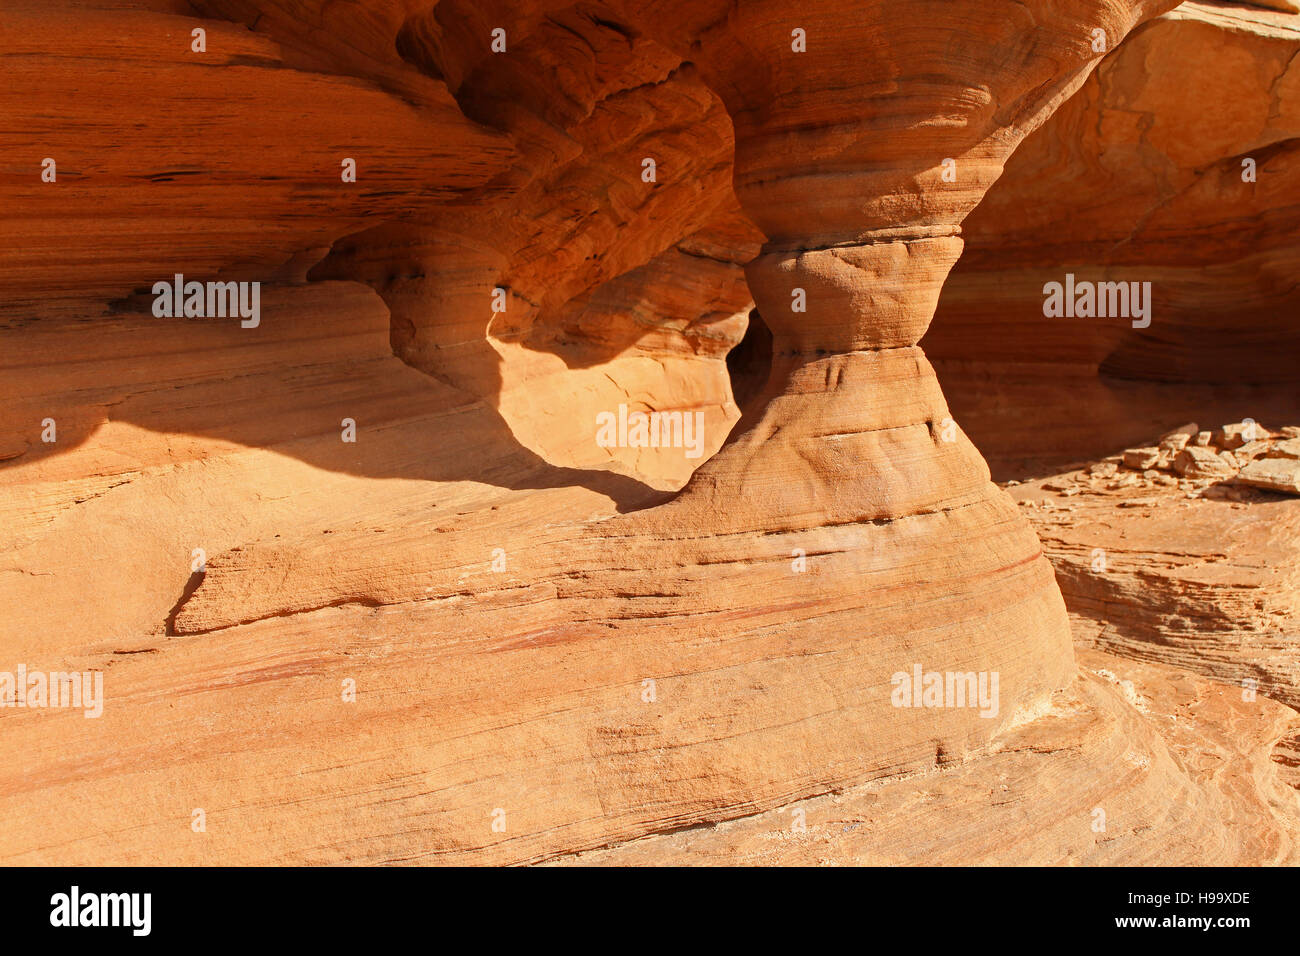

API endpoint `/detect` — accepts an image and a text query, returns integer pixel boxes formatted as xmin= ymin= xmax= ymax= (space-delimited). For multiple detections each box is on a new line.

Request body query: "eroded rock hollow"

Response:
xmin=2 ymin=0 xmax=1297 ymax=865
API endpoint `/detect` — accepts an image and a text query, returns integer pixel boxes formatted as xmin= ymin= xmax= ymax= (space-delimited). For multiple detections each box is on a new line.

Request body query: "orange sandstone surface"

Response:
xmin=0 ymin=0 xmax=1297 ymax=865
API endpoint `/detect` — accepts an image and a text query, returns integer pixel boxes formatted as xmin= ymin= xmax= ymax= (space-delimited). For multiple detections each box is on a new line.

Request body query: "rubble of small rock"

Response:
xmin=1109 ymin=422 xmax=1300 ymax=498
xmin=1006 ymin=425 xmax=1300 ymax=724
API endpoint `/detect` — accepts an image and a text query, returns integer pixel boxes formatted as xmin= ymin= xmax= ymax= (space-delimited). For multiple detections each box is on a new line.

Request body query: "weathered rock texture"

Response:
xmin=2 ymin=0 xmax=1297 ymax=865
xmin=927 ymin=0 xmax=1300 ymax=476
xmin=559 ymin=647 xmax=1300 ymax=865
xmin=1008 ymin=424 xmax=1300 ymax=711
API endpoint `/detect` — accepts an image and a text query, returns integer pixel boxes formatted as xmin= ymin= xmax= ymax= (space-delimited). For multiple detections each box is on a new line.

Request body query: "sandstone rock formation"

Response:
xmin=1008 ymin=428 xmax=1300 ymax=713
xmin=2 ymin=0 xmax=1297 ymax=866
xmin=927 ymin=0 xmax=1300 ymax=476
xmin=559 ymin=647 xmax=1300 ymax=864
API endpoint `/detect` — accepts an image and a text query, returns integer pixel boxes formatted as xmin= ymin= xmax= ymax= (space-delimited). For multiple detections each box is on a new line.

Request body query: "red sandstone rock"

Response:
xmin=927 ymin=1 xmax=1300 ymax=475
xmin=2 ymin=0 xmax=1297 ymax=868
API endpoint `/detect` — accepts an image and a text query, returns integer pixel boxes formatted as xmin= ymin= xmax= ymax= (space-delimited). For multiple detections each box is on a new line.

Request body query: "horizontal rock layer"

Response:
xmin=4 ymin=0 xmax=1298 ymax=866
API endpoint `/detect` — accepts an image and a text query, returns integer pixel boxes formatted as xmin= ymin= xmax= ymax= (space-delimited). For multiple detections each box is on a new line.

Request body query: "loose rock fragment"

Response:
xmin=1123 ymin=447 xmax=1162 ymax=470
xmin=1236 ymin=439 xmax=1271 ymax=460
xmin=1173 ymin=446 xmax=1238 ymax=479
xmin=1214 ymin=422 xmax=1268 ymax=450
xmin=1157 ymin=423 xmax=1197 ymax=453
xmin=1266 ymin=438 xmax=1300 ymax=460
xmin=1237 ymin=458 xmax=1300 ymax=496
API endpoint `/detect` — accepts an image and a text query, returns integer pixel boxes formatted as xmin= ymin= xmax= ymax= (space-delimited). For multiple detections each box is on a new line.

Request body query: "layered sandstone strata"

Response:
xmin=2 ymin=0 xmax=1297 ymax=866
xmin=559 ymin=647 xmax=1300 ymax=865
xmin=1007 ymin=425 xmax=1300 ymax=710
xmin=928 ymin=0 xmax=1300 ymax=475
xmin=917 ymin=1 xmax=1300 ymax=776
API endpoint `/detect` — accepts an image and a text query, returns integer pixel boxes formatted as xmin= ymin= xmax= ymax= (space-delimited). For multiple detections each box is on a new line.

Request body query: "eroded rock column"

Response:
xmin=605 ymin=0 xmax=1183 ymax=759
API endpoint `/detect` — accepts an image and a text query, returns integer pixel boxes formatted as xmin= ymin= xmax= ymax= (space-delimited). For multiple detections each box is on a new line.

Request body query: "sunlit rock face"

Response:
xmin=2 ymin=0 xmax=1297 ymax=866
xmin=928 ymin=0 xmax=1300 ymax=476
